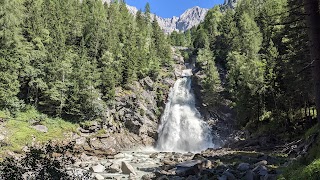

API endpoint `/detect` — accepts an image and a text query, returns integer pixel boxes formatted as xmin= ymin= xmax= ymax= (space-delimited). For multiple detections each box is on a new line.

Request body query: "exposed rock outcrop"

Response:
xmin=72 ymin=48 xmax=185 ymax=155
xmin=156 ymin=6 xmax=209 ymax=34
xmin=102 ymin=0 xmax=208 ymax=34
xmin=220 ymin=0 xmax=239 ymax=11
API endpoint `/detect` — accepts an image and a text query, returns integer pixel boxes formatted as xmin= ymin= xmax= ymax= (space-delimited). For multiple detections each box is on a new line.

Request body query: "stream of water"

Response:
xmin=156 ymin=69 xmax=215 ymax=152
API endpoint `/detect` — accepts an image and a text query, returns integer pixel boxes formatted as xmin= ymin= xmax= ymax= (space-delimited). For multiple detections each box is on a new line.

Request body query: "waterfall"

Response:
xmin=156 ymin=69 xmax=215 ymax=152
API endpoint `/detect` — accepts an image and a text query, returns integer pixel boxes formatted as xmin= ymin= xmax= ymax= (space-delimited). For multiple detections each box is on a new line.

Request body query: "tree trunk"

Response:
xmin=304 ymin=0 xmax=320 ymax=123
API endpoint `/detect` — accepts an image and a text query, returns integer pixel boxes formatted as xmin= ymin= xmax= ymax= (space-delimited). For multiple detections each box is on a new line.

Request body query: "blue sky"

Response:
xmin=125 ymin=0 xmax=225 ymax=18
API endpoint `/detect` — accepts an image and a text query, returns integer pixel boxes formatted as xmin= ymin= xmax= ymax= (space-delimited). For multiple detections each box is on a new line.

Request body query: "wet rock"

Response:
xmin=90 ymin=164 xmax=105 ymax=173
xmin=237 ymin=163 xmax=250 ymax=171
xmin=121 ymin=161 xmax=136 ymax=175
xmin=32 ymin=125 xmax=48 ymax=133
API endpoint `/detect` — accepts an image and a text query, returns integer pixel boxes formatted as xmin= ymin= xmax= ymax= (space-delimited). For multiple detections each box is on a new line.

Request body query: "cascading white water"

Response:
xmin=156 ymin=69 xmax=215 ymax=152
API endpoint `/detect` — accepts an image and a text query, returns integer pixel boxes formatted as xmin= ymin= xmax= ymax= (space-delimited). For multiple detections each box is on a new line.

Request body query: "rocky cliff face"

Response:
xmin=72 ymin=49 xmax=185 ymax=155
xmin=156 ymin=6 xmax=209 ymax=34
xmin=102 ymin=1 xmax=208 ymax=34
xmin=220 ymin=0 xmax=239 ymax=10
xmin=125 ymin=5 xmax=209 ymax=34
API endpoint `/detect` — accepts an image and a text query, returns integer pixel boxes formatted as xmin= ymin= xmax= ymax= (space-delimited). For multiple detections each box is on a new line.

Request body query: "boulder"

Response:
xmin=94 ymin=173 xmax=104 ymax=180
xmin=32 ymin=125 xmax=48 ymax=133
xmin=88 ymin=121 xmax=100 ymax=132
xmin=223 ymin=170 xmax=236 ymax=180
xmin=202 ymin=160 xmax=212 ymax=169
xmin=141 ymin=174 xmax=152 ymax=180
xmin=244 ymin=170 xmax=255 ymax=180
xmin=80 ymin=153 xmax=90 ymax=161
xmin=163 ymin=160 xmax=176 ymax=166
xmin=176 ymin=160 xmax=202 ymax=168
xmin=218 ymin=175 xmax=227 ymax=180
xmin=237 ymin=163 xmax=250 ymax=171
xmin=108 ymin=163 xmax=122 ymax=173
xmin=254 ymin=160 xmax=268 ymax=167
xmin=121 ymin=161 xmax=136 ymax=175
xmin=114 ymin=153 xmax=125 ymax=159
xmin=90 ymin=164 xmax=106 ymax=173
xmin=75 ymin=137 xmax=86 ymax=145
xmin=253 ymin=165 xmax=268 ymax=176
xmin=149 ymin=153 xmax=159 ymax=159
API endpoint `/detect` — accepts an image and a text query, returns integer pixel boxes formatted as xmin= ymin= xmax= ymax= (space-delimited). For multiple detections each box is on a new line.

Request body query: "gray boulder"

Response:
xmin=114 ymin=153 xmax=125 ymax=159
xmin=94 ymin=173 xmax=104 ymax=180
xmin=121 ymin=161 xmax=136 ymax=175
xmin=108 ymin=162 xmax=122 ymax=173
xmin=223 ymin=170 xmax=236 ymax=180
xmin=90 ymin=164 xmax=106 ymax=173
xmin=244 ymin=170 xmax=255 ymax=180
xmin=32 ymin=125 xmax=48 ymax=133
xmin=237 ymin=163 xmax=250 ymax=171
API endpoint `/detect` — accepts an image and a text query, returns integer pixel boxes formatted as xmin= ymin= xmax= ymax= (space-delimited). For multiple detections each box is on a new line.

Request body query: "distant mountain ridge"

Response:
xmin=156 ymin=6 xmax=209 ymax=34
xmin=126 ymin=5 xmax=209 ymax=34
xmin=102 ymin=0 xmax=208 ymax=34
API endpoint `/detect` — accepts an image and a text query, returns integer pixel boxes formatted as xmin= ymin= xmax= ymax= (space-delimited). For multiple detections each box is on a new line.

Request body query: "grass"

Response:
xmin=279 ymin=124 xmax=320 ymax=180
xmin=0 ymin=107 xmax=78 ymax=155
xmin=279 ymin=159 xmax=320 ymax=180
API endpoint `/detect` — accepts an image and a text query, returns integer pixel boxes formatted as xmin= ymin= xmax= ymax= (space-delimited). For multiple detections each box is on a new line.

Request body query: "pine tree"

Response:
xmin=197 ymin=48 xmax=222 ymax=106
xmin=0 ymin=0 xmax=26 ymax=111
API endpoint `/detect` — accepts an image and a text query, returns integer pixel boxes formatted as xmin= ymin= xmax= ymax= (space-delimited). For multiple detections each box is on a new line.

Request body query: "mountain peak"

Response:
xmin=156 ymin=6 xmax=209 ymax=34
xmin=103 ymin=1 xmax=209 ymax=34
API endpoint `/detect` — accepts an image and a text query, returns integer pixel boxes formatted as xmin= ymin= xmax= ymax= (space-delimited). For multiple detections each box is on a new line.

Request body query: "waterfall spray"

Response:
xmin=156 ymin=70 xmax=215 ymax=152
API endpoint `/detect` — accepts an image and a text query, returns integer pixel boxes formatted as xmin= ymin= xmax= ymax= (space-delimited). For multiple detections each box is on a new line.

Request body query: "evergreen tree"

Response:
xmin=0 ymin=0 xmax=26 ymax=111
xmin=197 ymin=48 xmax=222 ymax=106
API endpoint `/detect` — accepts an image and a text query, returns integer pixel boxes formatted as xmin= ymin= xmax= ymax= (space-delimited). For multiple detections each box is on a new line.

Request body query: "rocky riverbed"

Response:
xmin=64 ymin=148 xmax=287 ymax=180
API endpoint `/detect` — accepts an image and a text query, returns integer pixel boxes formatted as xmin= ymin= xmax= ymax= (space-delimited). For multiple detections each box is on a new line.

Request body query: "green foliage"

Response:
xmin=0 ymin=0 xmax=172 ymax=121
xmin=197 ymin=48 xmax=222 ymax=106
xmin=280 ymin=127 xmax=320 ymax=180
xmin=1 ymin=107 xmax=78 ymax=152
xmin=0 ymin=0 xmax=26 ymax=112
xmin=193 ymin=0 xmax=314 ymax=132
